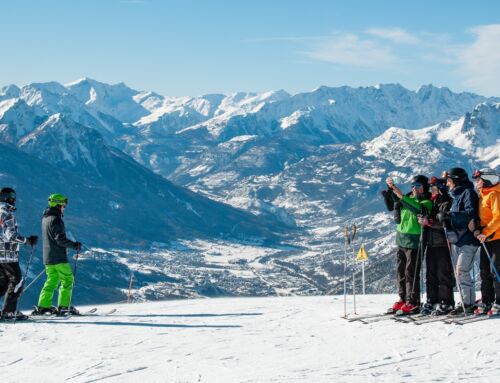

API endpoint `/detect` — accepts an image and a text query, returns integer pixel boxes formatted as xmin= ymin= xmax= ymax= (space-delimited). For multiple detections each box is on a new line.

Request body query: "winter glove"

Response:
xmin=26 ymin=235 xmax=38 ymax=247
xmin=437 ymin=211 xmax=451 ymax=225
xmin=381 ymin=189 xmax=395 ymax=211
xmin=74 ymin=242 xmax=82 ymax=252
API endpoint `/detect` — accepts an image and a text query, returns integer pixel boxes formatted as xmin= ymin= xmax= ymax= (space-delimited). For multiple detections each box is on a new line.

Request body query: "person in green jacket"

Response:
xmin=386 ymin=175 xmax=432 ymax=315
xmin=32 ymin=193 xmax=82 ymax=316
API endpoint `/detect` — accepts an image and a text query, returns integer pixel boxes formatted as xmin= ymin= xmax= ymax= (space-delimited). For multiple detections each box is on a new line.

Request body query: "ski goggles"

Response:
xmin=0 ymin=191 xmax=16 ymax=201
xmin=472 ymin=169 xmax=497 ymax=179
xmin=472 ymin=169 xmax=482 ymax=179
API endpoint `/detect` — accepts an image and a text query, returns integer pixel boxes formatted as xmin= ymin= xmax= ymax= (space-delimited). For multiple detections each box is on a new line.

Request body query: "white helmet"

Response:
xmin=473 ymin=168 xmax=500 ymax=187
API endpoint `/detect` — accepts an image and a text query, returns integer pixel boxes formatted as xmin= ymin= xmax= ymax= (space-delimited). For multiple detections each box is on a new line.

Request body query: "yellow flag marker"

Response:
xmin=356 ymin=244 xmax=368 ymax=261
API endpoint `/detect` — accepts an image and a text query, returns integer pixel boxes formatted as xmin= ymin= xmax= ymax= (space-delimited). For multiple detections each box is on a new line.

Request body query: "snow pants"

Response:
xmin=425 ymin=246 xmax=455 ymax=305
xmin=451 ymin=244 xmax=478 ymax=306
xmin=37 ymin=263 xmax=74 ymax=308
xmin=479 ymin=239 xmax=500 ymax=305
xmin=396 ymin=247 xmax=421 ymax=304
xmin=0 ymin=262 xmax=23 ymax=313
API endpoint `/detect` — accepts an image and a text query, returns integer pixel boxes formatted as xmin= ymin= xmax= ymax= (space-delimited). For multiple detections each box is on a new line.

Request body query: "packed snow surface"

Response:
xmin=1 ymin=295 xmax=498 ymax=382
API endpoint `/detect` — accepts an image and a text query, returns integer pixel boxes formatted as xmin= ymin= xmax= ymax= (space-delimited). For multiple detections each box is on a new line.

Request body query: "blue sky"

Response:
xmin=1 ymin=0 xmax=499 ymax=96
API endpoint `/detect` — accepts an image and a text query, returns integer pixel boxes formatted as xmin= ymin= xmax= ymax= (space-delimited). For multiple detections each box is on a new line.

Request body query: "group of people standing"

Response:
xmin=384 ymin=167 xmax=500 ymax=316
xmin=0 ymin=188 xmax=81 ymax=321
xmin=2 ymin=166 xmax=499 ymax=321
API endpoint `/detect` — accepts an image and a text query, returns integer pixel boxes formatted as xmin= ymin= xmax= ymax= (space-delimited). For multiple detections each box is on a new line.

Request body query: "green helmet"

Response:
xmin=48 ymin=193 xmax=68 ymax=207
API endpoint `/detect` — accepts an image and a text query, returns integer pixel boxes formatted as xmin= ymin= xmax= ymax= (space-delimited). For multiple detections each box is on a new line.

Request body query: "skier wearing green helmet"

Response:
xmin=32 ymin=193 xmax=82 ymax=316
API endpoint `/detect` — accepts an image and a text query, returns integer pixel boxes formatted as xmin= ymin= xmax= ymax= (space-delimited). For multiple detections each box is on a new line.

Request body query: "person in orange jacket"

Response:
xmin=472 ymin=168 xmax=500 ymax=316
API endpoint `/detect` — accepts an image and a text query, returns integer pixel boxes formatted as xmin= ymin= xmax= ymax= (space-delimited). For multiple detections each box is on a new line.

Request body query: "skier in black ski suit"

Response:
xmin=418 ymin=176 xmax=455 ymax=315
xmin=0 ymin=187 xmax=38 ymax=321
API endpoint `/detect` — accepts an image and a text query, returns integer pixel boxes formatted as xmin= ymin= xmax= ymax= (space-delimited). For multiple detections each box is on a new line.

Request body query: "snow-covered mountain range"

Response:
xmin=1 ymin=78 xmax=499 ymax=304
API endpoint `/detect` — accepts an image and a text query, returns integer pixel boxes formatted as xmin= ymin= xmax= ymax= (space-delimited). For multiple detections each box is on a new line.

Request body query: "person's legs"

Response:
xmin=479 ymin=243 xmax=495 ymax=305
xmin=55 ymin=263 xmax=74 ymax=308
xmin=454 ymin=244 xmax=479 ymax=306
xmin=425 ymin=247 xmax=439 ymax=304
xmin=1 ymin=262 xmax=23 ymax=313
xmin=406 ymin=247 xmax=421 ymax=304
xmin=37 ymin=265 xmax=61 ymax=308
xmin=396 ymin=247 xmax=407 ymax=302
xmin=489 ymin=240 xmax=500 ymax=305
xmin=436 ymin=246 xmax=455 ymax=305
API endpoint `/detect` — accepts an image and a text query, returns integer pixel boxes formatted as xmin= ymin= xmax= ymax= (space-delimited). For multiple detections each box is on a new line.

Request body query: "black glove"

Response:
xmin=27 ymin=235 xmax=38 ymax=247
xmin=436 ymin=211 xmax=452 ymax=229
xmin=74 ymin=242 xmax=82 ymax=252
xmin=381 ymin=190 xmax=395 ymax=212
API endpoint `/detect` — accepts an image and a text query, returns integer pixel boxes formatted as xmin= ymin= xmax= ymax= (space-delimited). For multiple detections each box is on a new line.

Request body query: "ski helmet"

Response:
xmin=0 ymin=187 xmax=16 ymax=205
xmin=429 ymin=176 xmax=447 ymax=191
xmin=472 ymin=168 xmax=499 ymax=188
xmin=445 ymin=167 xmax=469 ymax=184
xmin=411 ymin=175 xmax=429 ymax=192
xmin=48 ymin=193 xmax=68 ymax=207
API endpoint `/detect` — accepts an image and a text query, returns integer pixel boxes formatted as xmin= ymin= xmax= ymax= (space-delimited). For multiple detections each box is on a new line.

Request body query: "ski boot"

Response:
xmin=32 ymin=306 xmax=58 ymax=316
xmin=431 ymin=302 xmax=454 ymax=316
xmin=473 ymin=302 xmax=491 ymax=316
xmin=420 ymin=302 xmax=435 ymax=316
xmin=487 ymin=303 xmax=500 ymax=317
xmin=57 ymin=306 xmax=80 ymax=316
xmin=1 ymin=311 xmax=29 ymax=321
xmin=396 ymin=302 xmax=420 ymax=316
xmin=387 ymin=299 xmax=405 ymax=314
xmin=448 ymin=304 xmax=475 ymax=316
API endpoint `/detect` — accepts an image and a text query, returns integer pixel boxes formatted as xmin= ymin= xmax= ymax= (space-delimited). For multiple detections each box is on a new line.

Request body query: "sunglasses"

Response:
xmin=411 ymin=183 xmax=423 ymax=188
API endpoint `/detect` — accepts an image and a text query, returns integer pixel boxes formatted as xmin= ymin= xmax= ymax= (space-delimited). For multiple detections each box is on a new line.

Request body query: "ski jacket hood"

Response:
xmin=478 ymin=183 xmax=500 ymax=241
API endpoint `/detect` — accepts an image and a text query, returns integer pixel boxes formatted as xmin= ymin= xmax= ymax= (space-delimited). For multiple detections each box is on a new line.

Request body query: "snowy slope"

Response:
xmin=1 ymin=295 xmax=498 ymax=383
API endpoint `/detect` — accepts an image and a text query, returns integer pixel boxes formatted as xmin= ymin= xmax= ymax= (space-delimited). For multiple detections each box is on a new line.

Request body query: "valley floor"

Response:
xmin=0 ymin=295 xmax=499 ymax=382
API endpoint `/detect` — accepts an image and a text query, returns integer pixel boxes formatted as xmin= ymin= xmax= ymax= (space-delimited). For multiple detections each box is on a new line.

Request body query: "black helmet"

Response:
xmin=445 ymin=167 xmax=468 ymax=184
xmin=429 ymin=176 xmax=448 ymax=192
xmin=0 ymin=187 xmax=16 ymax=205
xmin=411 ymin=175 xmax=429 ymax=192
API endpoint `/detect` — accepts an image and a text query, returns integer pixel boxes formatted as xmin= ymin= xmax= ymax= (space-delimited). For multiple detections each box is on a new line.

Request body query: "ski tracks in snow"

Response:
xmin=1 ymin=297 xmax=500 ymax=382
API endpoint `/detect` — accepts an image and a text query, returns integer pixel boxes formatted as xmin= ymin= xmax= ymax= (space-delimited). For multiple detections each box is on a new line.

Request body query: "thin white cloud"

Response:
xmin=303 ymin=33 xmax=399 ymax=69
xmin=244 ymin=36 xmax=329 ymax=43
xmin=458 ymin=24 xmax=500 ymax=97
xmin=366 ymin=28 xmax=420 ymax=44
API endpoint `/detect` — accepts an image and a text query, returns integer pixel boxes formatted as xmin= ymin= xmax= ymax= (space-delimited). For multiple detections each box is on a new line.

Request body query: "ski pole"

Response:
xmin=127 ymin=270 xmax=134 ymax=303
xmin=67 ymin=248 xmax=80 ymax=311
xmin=444 ymin=229 xmax=467 ymax=315
xmin=22 ymin=269 xmax=45 ymax=294
xmin=351 ymin=224 xmax=357 ymax=315
xmin=343 ymin=226 xmax=349 ymax=318
xmin=15 ymin=246 xmax=35 ymax=312
xmin=412 ymin=229 xmax=424 ymax=306
xmin=481 ymin=242 xmax=500 ymax=283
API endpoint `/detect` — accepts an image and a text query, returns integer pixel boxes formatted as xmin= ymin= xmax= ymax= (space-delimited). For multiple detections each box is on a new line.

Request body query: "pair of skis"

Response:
xmin=30 ymin=307 xmax=116 ymax=319
xmin=346 ymin=311 xmax=497 ymax=325
xmin=19 ymin=308 xmax=117 ymax=322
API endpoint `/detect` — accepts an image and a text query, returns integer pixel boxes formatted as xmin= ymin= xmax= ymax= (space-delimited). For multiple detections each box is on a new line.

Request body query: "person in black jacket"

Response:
xmin=418 ymin=177 xmax=455 ymax=315
xmin=32 ymin=193 xmax=82 ymax=316
xmin=441 ymin=168 xmax=480 ymax=315
xmin=0 ymin=187 xmax=38 ymax=321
